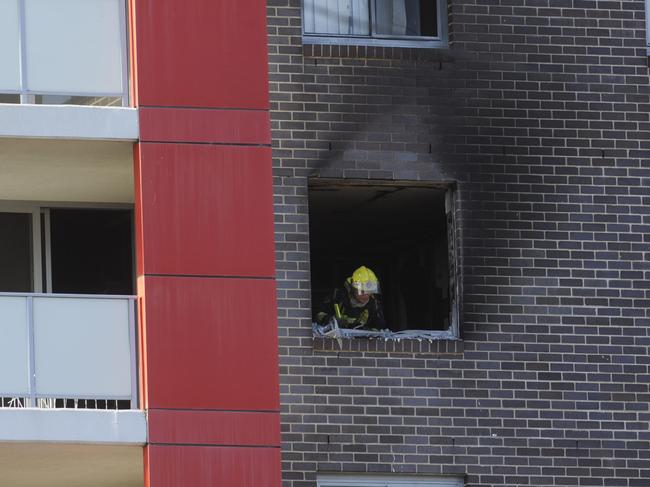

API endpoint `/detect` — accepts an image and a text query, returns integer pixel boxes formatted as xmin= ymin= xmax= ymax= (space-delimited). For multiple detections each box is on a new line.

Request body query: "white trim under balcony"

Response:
xmin=0 ymin=104 xmax=138 ymax=141
xmin=0 ymin=408 xmax=146 ymax=444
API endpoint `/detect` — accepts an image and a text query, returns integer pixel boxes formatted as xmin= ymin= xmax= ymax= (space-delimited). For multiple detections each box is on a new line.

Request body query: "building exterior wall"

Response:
xmin=131 ymin=0 xmax=280 ymax=485
xmin=268 ymin=1 xmax=650 ymax=486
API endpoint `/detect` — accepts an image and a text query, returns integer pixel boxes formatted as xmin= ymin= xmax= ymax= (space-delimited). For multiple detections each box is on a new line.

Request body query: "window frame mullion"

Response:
xmin=445 ymin=187 xmax=460 ymax=338
xmin=17 ymin=0 xmax=28 ymax=100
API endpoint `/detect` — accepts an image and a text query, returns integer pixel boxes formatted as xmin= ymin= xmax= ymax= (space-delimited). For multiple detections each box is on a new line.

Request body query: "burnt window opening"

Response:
xmin=309 ymin=180 xmax=459 ymax=340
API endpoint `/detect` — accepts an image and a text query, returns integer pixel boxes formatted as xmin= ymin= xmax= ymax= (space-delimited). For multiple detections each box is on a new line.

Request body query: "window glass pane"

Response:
xmin=304 ymin=0 xmax=370 ymax=35
xmin=24 ymin=0 xmax=124 ymax=95
xmin=0 ymin=0 xmax=21 ymax=91
xmin=0 ymin=94 xmax=20 ymax=104
xmin=374 ymin=0 xmax=437 ymax=37
xmin=50 ymin=209 xmax=133 ymax=295
xmin=0 ymin=213 xmax=33 ymax=292
xmin=35 ymin=94 xmax=123 ymax=106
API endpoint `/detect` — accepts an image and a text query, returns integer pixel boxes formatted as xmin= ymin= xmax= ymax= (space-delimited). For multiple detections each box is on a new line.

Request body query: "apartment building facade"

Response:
xmin=269 ymin=1 xmax=650 ymax=487
xmin=0 ymin=1 xmax=648 ymax=487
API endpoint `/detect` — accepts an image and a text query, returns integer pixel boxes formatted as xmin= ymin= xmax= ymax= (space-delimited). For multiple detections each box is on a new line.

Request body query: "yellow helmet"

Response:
xmin=348 ymin=266 xmax=380 ymax=295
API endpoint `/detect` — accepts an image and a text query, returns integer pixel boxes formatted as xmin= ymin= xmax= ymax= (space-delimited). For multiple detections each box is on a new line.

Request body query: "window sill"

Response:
xmin=303 ymin=35 xmax=447 ymax=50
xmin=0 ymin=104 xmax=139 ymax=141
xmin=303 ymin=40 xmax=454 ymax=62
xmin=313 ymin=335 xmax=463 ymax=355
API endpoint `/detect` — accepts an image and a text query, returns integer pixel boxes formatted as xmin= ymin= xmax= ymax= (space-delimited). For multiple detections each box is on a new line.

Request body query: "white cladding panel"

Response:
xmin=24 ymin=0 xmax=123 ymax=94
xmin=0 ymin=297 xmax=30 ymax=395
xmin=33 ymin=297 xmax=132 ymax=397
xmin=0 ymin=0 xmax=21 ymax=91
xmin=0 ymin=409 xmax=147 ymax=444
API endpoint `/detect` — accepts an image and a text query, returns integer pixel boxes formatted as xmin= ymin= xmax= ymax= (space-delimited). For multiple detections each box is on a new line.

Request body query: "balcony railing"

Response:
xmin=0 ymin=293 xmax=137 ymax=409
xmin=0 ymin=0 xmax=128 ymax=106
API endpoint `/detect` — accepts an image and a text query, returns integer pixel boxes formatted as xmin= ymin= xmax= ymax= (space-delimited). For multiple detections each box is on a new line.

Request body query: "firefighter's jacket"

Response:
xmin=315 ymin=286 xmax=386 ymax=330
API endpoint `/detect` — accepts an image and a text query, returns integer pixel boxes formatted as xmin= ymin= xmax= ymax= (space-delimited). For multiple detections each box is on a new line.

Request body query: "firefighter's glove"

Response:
xmin=356 ymin=309 xmax=369 ymax=328
xmin=316 ymin=312 xmax=330 ymax=325
xmin=340 ymin=310 xmax=370 ymax=329
xmin=339 ymin=314 xmax=358 ymax=328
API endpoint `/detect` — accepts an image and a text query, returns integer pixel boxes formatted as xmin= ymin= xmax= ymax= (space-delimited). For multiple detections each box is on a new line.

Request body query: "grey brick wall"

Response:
xmin=268 ymin=1 xmax=650 ymax=486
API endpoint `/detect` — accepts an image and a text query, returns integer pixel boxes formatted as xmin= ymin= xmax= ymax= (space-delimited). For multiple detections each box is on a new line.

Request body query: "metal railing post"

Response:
xmin=128 ymin=298 xmax=138 ymax=408
xmin=26 ymin=296 xmax=37 ymax=408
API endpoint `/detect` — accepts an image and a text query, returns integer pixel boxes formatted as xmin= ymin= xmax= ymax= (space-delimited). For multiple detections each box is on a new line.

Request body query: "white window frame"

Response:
xmin=0 ymin=203 xmax=43 ymax=292
xmin=302 ymin=0 xmax=448 ymax=49
xmin=317 ymin=475 xmax=464 ymax=487
xmin=1 ymin=0 xmax=129 ymax=106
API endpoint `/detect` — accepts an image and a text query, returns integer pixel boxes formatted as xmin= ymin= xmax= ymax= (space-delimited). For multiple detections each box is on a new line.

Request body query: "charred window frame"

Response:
xmin=309 ymin=180 xmax=460 ymax=341
xmin=302 ymin=0 xmax=448 ymax=49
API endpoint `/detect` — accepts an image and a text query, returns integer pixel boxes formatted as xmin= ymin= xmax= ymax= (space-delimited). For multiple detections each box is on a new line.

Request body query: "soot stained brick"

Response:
xmin=269 ymin=1 xmax=650 ymax=486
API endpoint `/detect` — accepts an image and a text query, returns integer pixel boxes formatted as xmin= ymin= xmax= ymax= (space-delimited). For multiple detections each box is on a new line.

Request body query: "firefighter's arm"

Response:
xmin=315 ymin=291 xmax=342 ymax=324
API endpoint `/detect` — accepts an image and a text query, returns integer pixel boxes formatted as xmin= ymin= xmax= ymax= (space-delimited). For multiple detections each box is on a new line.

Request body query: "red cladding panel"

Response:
xmin=133 ymin=0 xmax=269 ymax=109
xmin=148 ymin=410 xmax=280 ymax=447
xmin=139 ymin=107 xmax=271 ymax=145
xmin=136 ymin=143 xmax=275 ymax=278
xmin=147 ymin=445 xmax=281 ymax=487
xmin=143 ymin=275 xmax=279 ymax=411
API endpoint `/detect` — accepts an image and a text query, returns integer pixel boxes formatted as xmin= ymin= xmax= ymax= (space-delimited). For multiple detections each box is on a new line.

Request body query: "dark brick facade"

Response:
xmin=268 ymin=1 xmax=650 ymax=486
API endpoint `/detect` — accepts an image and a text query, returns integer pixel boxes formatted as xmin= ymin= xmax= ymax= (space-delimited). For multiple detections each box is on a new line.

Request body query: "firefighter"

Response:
xmin=315 ymin=266 xmax=386 ymax=330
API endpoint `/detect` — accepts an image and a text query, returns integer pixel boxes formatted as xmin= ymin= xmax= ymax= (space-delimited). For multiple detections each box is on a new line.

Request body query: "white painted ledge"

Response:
xmin=0 ymin=409 xmax=147 ymax=445
xmin=0 ymin=104 xmax=139 ymax=141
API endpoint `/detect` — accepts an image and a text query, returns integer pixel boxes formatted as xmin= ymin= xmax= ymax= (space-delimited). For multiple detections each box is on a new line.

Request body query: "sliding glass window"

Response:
xmin=303 ymin=0 xmax=446 ymax=47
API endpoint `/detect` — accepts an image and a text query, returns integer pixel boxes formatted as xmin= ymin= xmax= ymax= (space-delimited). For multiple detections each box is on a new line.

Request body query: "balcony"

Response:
xmin=0 ymin=293 xmax=145 ymax=486
xmin=0 ymin=0 xmax=137 ymax=142
xmin=0 ymin=135 xmax=144 ymax=485
xmin=0 ymin=293 xmax=137 ymax=410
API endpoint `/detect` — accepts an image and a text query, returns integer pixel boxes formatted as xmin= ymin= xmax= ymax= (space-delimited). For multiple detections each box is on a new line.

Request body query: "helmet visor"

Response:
xmin=351 ymin=280 xmax=380 ymax=295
